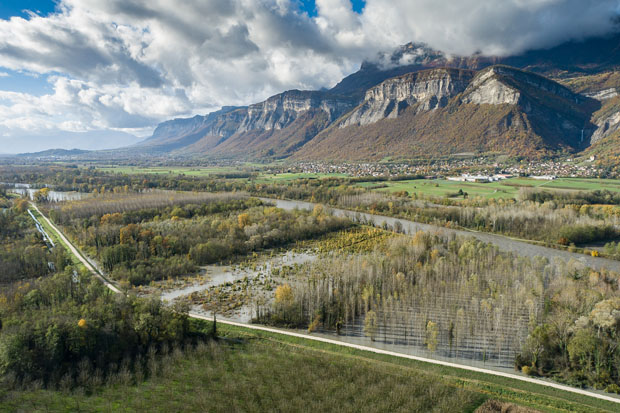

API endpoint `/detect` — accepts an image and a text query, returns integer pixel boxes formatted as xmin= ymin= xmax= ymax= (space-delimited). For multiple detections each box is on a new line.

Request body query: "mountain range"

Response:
xmin=95 ymin=34 xmax=620 ymax=161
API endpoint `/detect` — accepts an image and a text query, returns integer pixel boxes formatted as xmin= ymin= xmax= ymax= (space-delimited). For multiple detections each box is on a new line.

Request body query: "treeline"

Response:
xmin=336 ymin=192 xmax=620 ymax=246
xmin=0 ymin=268 xmax=208 ymax=390
xmin=47 ymin=190 xmax=249 ymax=223
xmin=519 ymin=187 xmax=620 ymax=206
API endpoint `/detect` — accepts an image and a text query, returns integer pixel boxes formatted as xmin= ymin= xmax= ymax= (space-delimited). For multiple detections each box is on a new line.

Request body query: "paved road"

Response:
xmin=32 ymin=202 xmax=620 ymax=405
xmin=262 ymin=198 xmax=620 ymax=273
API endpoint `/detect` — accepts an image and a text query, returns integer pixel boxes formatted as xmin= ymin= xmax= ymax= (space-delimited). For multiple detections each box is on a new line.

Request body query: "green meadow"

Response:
xmin=96 ymin=165 xmax=242 ymax=176
xmin=357 ymin=177 xmax=620 ymax=199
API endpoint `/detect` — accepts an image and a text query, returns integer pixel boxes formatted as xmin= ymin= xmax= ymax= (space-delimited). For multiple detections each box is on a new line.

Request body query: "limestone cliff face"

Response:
xmin=592 ymin=109 xmax=620 ymax=143
xmin=461 ymin=68 xmax=520 ymax=105
xmin=141 ymin=62 xmax=598 ymax=160
xmin=338 ymin=65 xmax=584 ymax=132
xmin=141 ymin=91 xmax=356 ymax=153
xmin=238 ymin=90 xmax=356 ymax=133
xmin=462 ymin=65 xmax=575 ymax=106
xmin=340 ymin=68 xmax=475 ymax=127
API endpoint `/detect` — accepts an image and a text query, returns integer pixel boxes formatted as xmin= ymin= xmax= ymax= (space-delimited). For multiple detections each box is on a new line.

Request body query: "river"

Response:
xmin=261 ymin=198 xmax=620 ymax=273
xmin=2 ymin=182 xmax=87 ymax=202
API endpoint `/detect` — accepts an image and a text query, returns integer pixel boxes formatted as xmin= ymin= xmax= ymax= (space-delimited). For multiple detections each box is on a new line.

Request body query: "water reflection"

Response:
xmin=2 ymin=183 xmax=87 ymax=202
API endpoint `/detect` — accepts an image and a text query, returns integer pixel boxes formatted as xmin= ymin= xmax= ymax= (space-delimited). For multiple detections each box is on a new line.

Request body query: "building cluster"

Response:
xmin=275 ymin=157 xmax=604 ymax=179
xmin=447 ymin=173 xmax=513 ymax=182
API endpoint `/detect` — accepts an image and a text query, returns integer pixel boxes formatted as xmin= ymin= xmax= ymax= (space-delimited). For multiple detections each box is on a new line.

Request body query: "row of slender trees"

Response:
xmin=259 ymin=230 xmax=620 ymax=389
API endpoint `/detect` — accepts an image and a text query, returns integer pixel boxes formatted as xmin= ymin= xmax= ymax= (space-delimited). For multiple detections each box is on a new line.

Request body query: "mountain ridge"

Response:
xmin=129 ymin=33 xmax=620 ymax=161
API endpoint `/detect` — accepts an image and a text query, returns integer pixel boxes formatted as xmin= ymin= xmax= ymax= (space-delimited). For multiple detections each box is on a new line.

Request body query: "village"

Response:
xmin=278 ymin=156 xmax=603 ymax=180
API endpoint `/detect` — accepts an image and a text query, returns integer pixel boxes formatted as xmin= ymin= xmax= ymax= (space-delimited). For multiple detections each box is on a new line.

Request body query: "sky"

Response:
xmin=0 ymin=0 xmax=619 ymax=153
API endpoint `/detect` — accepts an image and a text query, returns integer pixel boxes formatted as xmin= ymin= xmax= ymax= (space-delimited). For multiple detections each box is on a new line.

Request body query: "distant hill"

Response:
xmin=125 ymin=33 xmax=620 ymax=161
xmin=3 ymin=130 xmax=142 ymax=155
xmin=17 ymin=148 xmax=90 ymax=158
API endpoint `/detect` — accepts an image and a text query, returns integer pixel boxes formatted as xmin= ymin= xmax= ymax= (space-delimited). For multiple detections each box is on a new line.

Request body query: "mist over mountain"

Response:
xmin=1 ymin=0 xmax=620 ymax=154
xmin=118 ymin=32 xmax=620 ymax=161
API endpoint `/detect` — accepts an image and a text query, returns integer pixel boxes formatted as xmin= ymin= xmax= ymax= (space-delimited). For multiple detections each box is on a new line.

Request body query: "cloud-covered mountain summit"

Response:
xmin=0 ymin=0 xmax=619 ymax=152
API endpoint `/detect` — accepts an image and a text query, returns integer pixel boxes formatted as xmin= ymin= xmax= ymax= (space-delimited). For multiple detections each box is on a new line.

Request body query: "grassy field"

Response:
xmin=253 ymin=172 xmax=348 ymax=183
xmin=2 ymin=321 xmax=617 ymax=413
xmin=96 ymin=164 xmax=620 ymax=199
xmin=96 ymin=165 xmax=243 ymax=176
xmin=357 ymin=177 xmax=620 ymax=199
xmin=97 ymin=165 xmax=348 ymax=182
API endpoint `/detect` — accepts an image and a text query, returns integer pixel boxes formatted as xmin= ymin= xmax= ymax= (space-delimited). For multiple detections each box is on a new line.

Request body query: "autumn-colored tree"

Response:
xmin=14 ymin=198 xmax=29 ymax=213
xmin=275 ymin=284 xmax=294 ymax=307
xmin=100 ymin=212 xmax=123 ymax=225
xmin=34 ymin=187 xmax=50 ymax=203
xmin=120 ymin=223 xmax=140 ymax=244
xmin=238 ymin=212 xmax=250 ymax=228
xmin=312 ymin=204 xmax=324 ymax=217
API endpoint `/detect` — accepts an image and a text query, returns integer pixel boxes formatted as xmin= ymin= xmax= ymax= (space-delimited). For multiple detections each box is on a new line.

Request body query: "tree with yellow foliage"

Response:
xmin=364 ymin=310 xmax=378 ymax=341
xmin=34 ymin=187 xmax=50 ymax=203
xmin=312 ymin=204 xmax=324 ymax=217
xmin=275 ymin=284 xmax=294 ymax=307
xmin=238 ymin=212 xmax=250 ymax=228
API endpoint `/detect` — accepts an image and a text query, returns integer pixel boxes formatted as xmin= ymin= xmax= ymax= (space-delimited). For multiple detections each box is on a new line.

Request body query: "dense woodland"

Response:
xmin=0 ymin=197 xmax=209 ymax=390
xmin=46 ymin=192 xmax=352 ymax=286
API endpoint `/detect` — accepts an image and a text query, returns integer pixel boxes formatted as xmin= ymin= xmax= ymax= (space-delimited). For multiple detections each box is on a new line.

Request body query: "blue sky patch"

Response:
xmin=299 ymin=0 xmax=366 ymax=17
xmin=0 ymin=0 xmax=58 ymax=20
xmin=0 ymin=69 xmax=53 ymax=96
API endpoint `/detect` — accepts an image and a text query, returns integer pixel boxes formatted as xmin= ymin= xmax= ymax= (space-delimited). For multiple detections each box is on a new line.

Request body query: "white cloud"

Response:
xmin=0 ymin=0 xmax=619 ymax=152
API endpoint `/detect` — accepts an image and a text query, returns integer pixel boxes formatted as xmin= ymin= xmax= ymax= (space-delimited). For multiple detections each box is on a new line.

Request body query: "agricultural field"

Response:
xmin=5 ymin=321 xmax=615 ymax=413
xmin=356 ymin=177 xmax=620 ymax=200
xmin=96 ymin=164 xmax=348 ymax=183
xmin=252 ymin=172 xmax=349 ymax=183
xmin=96 ymin=165 xmax=245 ymax=176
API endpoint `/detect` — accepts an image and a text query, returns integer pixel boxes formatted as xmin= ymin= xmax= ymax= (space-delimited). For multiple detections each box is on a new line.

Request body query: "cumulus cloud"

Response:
xmin=0 ymin=0 xmax=619 ymax=151
xmin=361 ymin=0 xmax=620 ymax=56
